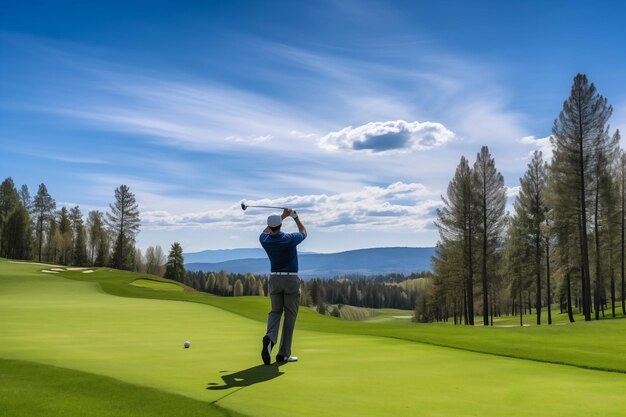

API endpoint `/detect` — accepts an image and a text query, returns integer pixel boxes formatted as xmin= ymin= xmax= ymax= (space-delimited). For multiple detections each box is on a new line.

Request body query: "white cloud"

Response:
xmin=226 ymin=134 xmax=272 ymax=143
xmin=505 ymin=185 xmax=521 ymax=198
xmin=140 ymin=182 xmax=441 ymax=233
xmin=290 ymin=130 xmax=317 ymax=139
xmin=318 ymin=120 xmax=455 ymax=154
xmin=519 ymin=135 xmax=553 ymax=160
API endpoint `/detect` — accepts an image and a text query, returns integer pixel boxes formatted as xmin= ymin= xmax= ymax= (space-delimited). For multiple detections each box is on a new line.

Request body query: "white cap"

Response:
xmin=267 ymin=215 xmax=282 ymax=228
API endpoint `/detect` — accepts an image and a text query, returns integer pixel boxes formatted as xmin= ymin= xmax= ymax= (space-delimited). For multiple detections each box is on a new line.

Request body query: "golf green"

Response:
xmin=1 ymin=259 xmax=625 ymax=417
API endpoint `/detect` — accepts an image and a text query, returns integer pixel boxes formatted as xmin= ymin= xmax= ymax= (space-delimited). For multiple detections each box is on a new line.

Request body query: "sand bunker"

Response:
xmin=41 ymin=270 xmax=59 ymax=274
xmin=9 ymin=261 xmax=56 ymax=266
xmin=82 ymin=270 xmax=95 ymax=274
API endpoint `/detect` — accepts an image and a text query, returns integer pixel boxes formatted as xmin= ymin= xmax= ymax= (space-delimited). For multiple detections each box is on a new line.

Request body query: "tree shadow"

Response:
xmin=207 ymin=363 xmax=287 ymax=391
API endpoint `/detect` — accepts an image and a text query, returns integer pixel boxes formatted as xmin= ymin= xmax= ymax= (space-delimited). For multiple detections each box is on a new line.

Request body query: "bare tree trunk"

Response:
xmin=482 ymin=187 xmax=489 ymax=326
xmin=519 ymin=284 xmax=523 ymax=327
xmin=567 ymin=271 xmax=575 ymax=323
xmin=536 ymin=233 xmax=542 ymax=325
xmin=546 ymin=234 xmax=552 ymax=325
xmin=594 ymin=183 xmax=601 ymax=321
xmin=622 ymin=169 xmax=625 ymax=315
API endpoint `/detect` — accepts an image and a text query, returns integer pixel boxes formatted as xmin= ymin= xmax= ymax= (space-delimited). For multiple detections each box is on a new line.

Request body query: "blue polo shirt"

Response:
xmin=259 ymin=231 xmax=306 ymax=272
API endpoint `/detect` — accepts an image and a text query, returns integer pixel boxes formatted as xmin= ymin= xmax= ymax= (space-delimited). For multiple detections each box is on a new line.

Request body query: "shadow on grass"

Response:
xmin=207 ymin=363 xmax=287 ymax=391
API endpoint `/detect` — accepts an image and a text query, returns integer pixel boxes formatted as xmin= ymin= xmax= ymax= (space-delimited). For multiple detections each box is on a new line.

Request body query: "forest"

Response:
xmin=421 ymin=74 xmax=625 ymax=325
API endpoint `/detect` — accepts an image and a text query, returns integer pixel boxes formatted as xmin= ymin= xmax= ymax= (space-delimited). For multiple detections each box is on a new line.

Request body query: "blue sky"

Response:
xmin=2 ymin=0 xmax=626 ymax=253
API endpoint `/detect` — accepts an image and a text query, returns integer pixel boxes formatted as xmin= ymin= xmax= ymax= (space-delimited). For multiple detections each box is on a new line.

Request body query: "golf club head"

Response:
xmin=241 ymin=202 xmax=248 ymax=211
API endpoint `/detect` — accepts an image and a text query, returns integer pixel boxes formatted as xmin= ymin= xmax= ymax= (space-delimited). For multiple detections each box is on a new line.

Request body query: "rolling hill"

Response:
xmin=185 ymin=246 xmax=436 ymax=277
xmin=2 ymin=259 xmax=626 ymax=417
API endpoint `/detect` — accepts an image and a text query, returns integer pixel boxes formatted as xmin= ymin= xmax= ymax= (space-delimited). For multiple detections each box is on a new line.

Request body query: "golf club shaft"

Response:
xmin=246 ymin=205 xmax=288 ymax=210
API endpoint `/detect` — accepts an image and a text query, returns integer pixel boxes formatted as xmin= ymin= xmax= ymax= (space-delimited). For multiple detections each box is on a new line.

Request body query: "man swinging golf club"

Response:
xmin=260 ymin=208 xmax=307 ymax=365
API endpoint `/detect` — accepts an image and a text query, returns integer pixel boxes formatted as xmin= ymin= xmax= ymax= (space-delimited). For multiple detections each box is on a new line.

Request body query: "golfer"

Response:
xmin=260 ymin=208 xmax=307 ymax=365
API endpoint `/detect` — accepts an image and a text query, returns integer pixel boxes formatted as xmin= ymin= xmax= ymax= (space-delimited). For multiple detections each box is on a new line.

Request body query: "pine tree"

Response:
xmin=546 ymin=168 xmax=579 ymax=323
xmin=473 ymin=146 xmax=506 ymax=326
xmin=105 ymin=185 xmax=140 ymax=270
xmin=70 ymin=206 xmax=88 ymax=266
xmin=18 ymin=184 xmax=32 ymax=215
xmin=58 ymin=207 xmax=72 ymax=265
xmin=164 ymin=242 xmax=185 ymax=283
xmin=551 ymin=74 xmax=613 ymax=321
xmin=435 ymin=156 xmax=479 ymax=325
xmin=515 ymin=150 xmax=549 ymax=324
xmin=33 ymin=184 xmax=56 ymax=262
xmin=2 ymin=204 xmax=32 ymax=260
xmin=0 ymin=177 xmax=21 ymax=257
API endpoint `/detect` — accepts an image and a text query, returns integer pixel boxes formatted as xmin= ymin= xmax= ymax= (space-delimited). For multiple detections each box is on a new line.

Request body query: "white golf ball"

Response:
xmin=184 ymin=341 xmax=190 ymax=348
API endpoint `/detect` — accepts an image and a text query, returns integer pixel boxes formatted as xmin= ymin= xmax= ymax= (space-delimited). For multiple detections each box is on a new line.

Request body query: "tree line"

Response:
xmin=183 ymin=269 xmax=433 ymax=312
xmin=424 ymin=73 xmax=625 ymax=326
xmin=184 ymin=270 xmax=268 ymax=297
xmin=0 ymin=180 xmax=167 ymax=272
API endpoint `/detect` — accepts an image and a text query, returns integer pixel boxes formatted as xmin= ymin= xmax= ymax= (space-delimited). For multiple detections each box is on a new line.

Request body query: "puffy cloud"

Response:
xmin=318 ymin=120 xmax=455 ymax=154
xmin=519 ymin=135 xmax=553 ymax=160
xmin=141 ymin=182 xmax=441 ymax=233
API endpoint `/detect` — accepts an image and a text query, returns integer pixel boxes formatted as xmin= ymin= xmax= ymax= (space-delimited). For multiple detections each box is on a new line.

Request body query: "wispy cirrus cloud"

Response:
xmin=318 ymin=120 xmax=455 ymax=154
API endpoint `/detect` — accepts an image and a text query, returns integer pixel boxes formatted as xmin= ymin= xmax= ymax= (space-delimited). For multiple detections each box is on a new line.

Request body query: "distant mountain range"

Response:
xmin=184 ymin=247 xmax=436 ymax=278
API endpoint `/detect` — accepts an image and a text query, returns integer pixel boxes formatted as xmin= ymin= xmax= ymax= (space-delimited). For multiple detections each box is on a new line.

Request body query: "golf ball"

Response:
xmin=184 ymin=341 xmax=190 ymax=348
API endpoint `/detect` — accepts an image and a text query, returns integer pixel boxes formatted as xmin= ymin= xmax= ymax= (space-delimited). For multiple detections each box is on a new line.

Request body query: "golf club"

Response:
xmin=241 ymin=202 xmax=289 ymax=211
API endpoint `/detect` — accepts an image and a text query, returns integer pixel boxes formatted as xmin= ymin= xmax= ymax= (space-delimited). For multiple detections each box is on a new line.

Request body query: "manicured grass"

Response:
xmin=2 ymin=258 xmax=626 ymax=417
xmin=0 ymin=359 xmax=244 ymax=417
xmin=130 ymin=278 xmax=185 ymax=291
xmin=51 ymin=261 xmax=626 ymax=373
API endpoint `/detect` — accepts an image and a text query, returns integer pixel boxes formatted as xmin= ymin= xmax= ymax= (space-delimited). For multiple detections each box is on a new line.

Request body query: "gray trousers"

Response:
xmin=266 ymin=274 xmax=301 ymax=357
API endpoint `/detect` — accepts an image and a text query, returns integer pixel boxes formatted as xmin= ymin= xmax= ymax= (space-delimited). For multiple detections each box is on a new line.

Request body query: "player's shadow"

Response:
xmin=207 ymin=363 xmax=287 ymax=391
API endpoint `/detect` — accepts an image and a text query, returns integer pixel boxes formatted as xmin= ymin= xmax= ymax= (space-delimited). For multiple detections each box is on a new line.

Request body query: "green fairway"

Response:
xmin=1 ymin=259 xmax=626 ymax=416
xmin=0 ymin=359 xmax=244 ymax=417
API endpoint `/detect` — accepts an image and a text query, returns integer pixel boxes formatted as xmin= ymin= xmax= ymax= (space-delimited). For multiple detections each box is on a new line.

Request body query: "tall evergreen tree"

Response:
xmin=105 ymin=185 xmax=140 ymax=270
xmin=435 ymin=156 xmax=478 ymax=325
xmin=551 ymin=74 xmax=613 ymax=321
xmin=18 ymin=184 xmax=32 ymax=215
xmin=515 ymin=151 xmax=549 ymax=324
xmin=58 ymin=207 xmax=72 ymax=265
xmin=546 ymin=164 xmax=580 ymax=323
xmin=164 ymin=242 xmax=185 ymax=283
xmin=2 ymin=204 xmax=32 ymax=259
xmin=0 ymin=177 xmax=20 ymax=257
xmin=70 ymin=206 xmax=88 ymax=266
xmin=33 ymin=183 xmax=56 ymax=262
xmin=473 ymin=146 xmax=506 ymax=326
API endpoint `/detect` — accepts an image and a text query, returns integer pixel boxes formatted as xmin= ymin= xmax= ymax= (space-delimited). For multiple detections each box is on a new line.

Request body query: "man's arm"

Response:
xmin=291 ymin=210 xmax=307 ymax=238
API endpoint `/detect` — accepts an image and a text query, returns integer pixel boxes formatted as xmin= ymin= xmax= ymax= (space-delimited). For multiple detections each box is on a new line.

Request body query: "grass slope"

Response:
xmin=0 ymin=359 xmax=244 ymax=417
xmin=53 ymin=262 xmax=626 ymax=373
xmin=2 ymin=259 xmax=626 ymax=417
